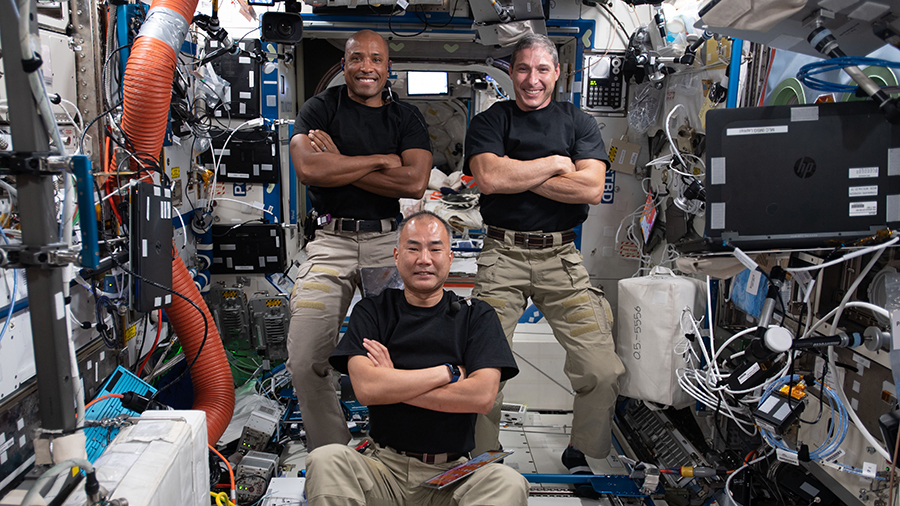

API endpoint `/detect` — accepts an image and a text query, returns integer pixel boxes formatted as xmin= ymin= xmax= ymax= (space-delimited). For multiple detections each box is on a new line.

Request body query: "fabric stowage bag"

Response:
xmin=616 ymin=266 xmax=706 ymax=408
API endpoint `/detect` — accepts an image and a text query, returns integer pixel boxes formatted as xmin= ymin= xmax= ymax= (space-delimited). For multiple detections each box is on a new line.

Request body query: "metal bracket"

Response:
xmin=0 ymin=152 xmax=68 ymax=175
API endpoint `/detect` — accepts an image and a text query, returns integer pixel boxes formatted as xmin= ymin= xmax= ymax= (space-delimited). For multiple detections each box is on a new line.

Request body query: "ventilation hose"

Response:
xmin=121 ymin=0 xmax=234 ymax=443
xmin=168 ymin=252 xmax=234 ymax=444
xmin=121 ymin=0 xmax=197 ymax=162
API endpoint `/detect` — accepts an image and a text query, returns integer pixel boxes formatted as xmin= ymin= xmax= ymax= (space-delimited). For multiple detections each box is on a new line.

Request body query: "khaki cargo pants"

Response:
xmin=286 ymin=226 xmax=396 ymax=451
xmin=472 ymin=230 xmax=625 ymax=459
xmin=305 ymin=443 xmax=529 ymax=506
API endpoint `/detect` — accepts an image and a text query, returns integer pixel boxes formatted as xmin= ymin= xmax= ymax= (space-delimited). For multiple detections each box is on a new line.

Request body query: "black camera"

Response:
xmin=261 ymin=12 xmax=303 ymax=44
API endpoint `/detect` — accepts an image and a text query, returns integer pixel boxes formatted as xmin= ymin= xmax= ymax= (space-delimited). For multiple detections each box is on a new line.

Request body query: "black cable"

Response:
xmin=115 ymin=151 xmax=172 ymax=187
xmin=429 ymin=0 xmax=461 ymax=28
xmin=101 ymin=43 xmax=132 ymax=109
xmin=798 ymin=351 xmax=828 ymax=424
xmin=211 ymin=218 xmax=266 ymax=237
xmin=110 ymin=257 xmax=209 ymax=402
xmin=588 ymin=1 xmax=629 ymax=40
xmin=134 ymin=312 xmax=150 ymax=373
xmin=388 ymin=6 xmax=428 ymax=38
xmin=79 ymin=100 xmax=123 ymax=155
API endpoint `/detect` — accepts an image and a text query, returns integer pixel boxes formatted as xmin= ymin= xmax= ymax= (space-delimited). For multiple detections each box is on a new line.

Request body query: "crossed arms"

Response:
xmin=347 ymin=339 xmax=501 ymax=415
xmin=290 ymin=129 xmax=431 ymax=199
xmin=467 ymin=153 xmax=608 ymax=205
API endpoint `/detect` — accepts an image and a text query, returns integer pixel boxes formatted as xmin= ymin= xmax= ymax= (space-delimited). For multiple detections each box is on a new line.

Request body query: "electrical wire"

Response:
xmin=84 ymin=393 xmax=124 ymax=410
xmin=786 ymin=235 xmax=899 ymax=273
xmin=797 ymin=57 xmax=900 ymax=93
xmin=110 ymin=258 xmax=209 ymax=403
xmin=137 ymin=309 xmax=164 ymax=377
xmin=388 ymin=5 xmax=428 ymax=38
xmin=209 ymin=444 xmax=237 ymax=505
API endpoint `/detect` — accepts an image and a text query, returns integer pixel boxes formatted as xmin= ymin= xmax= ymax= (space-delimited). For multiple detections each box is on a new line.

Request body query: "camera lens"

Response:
xmin=277 ymin=21 xmax=293 ymax=37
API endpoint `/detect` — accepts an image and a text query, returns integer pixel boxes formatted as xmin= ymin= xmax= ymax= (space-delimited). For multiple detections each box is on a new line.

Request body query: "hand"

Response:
xmin=308 ymin=129 xmax=341 ymax=155
xmin=549 ymin=154 xmax=577 ymax=175
xmin=381 ymin=153 xmax=403 ymax=170
xmin=363 ymin=339 xmax=393 ymax=369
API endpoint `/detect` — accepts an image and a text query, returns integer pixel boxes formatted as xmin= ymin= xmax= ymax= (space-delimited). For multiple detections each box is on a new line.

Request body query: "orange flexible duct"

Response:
xmin=168 ymin=253 xmax=235 ymax=444
xmin=121 ymin=0 xmax=198 ymax=164
xmin=121 ymin=0 xmax=234 ymax=443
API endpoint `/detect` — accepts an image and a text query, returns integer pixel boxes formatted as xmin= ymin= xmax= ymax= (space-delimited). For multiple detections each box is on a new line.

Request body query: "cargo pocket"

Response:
xmin=559 ymin=250 xmax=590 ymax=288
xmin=473 ymin=249 xmax=501 ymax=291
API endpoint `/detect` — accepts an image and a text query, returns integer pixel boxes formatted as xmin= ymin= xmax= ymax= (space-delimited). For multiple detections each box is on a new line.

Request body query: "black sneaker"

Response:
xmin=561 ymin=445 xmax=592 ymax=474
xmin=562 ymin=446 xmax=599 ymax=499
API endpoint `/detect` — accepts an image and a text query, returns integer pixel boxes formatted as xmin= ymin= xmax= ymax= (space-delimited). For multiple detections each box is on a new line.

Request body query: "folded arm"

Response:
xmin=402 ymin=367 xmax=500 ymax=414
xmin=290 ymin=130 xmax=401 ymax=188
xmin=353 ymin=148 xmax=431 ymax=199
xmin=529 ymin=158 xmax=608 ymax=205
xmin=468 ymin=152 xmax=575 ymax=195
xmin=348 ymin=338 xmax=499 ymax=414
xmin=347 ymin=338 xmax=455 ymax=406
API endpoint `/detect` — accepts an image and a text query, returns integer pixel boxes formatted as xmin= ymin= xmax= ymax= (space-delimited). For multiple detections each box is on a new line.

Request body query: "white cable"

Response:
xmin=823 ymin=247 xmax=892 ymax=461
xmin=786 ymin=235 xmax=899 ymax=273
xmin=725 ymin=450 xmax=774 ymax=506
xmin=19 ymin=458 xmax=94 ymax=506
xmin=58 ymin=98 xmax=84 ymax=133
xmin=0 ymin=179 xmax=18 ymax=200
xmin=665 ymin=104 xmax=689 ymax=172
xmin=173 ymin=206 xmax=188 ymax=250
xmin=207 ymin=118 xmax=265 ymax=213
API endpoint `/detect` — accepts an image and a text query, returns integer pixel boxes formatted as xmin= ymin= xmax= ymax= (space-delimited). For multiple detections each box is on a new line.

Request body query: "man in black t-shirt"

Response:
xmin=464 ymin=34 xmax=625 ymax=470
xmin=287 ymin=30 xmax=432 ymax=451
xmin=304 ymin=211 xmax=528 ymax=505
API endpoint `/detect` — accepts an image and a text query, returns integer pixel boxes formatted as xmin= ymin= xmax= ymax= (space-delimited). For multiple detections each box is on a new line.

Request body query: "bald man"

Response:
xmin=287 ymin=30 xmax=432 ymax=451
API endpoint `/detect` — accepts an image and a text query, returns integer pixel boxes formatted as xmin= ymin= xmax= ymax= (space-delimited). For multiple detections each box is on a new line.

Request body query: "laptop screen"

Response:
xmin=695 ymin=100 xmax=900 ymax=252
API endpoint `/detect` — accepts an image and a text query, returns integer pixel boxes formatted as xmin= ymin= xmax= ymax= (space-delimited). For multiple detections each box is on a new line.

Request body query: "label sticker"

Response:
xmin=862 ymin=462 xmax=877 ymax=479
xmin=726 ymin=125 xmax=788 ymax=136
xmin=746 ymin=270 xmax=762 ymax=295
xmin=849 ymin=167 xmax=879 ymax=179
xmin=849 ymin=201 xmax=877 ymax=217
xmin=776 ymin=448 xmax=799 ymax=466
xmin=849 ymin=185 xmax=878 ymax=197
xmin=738 ymin=362 xmax=761 ymax=384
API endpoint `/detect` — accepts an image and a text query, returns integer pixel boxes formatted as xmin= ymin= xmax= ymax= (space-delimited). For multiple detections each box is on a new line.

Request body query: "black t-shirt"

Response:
xmin=293 ymin=85 xmax=431 ymax=220
xmin=330 ymin=289 xmax=518 ymax=454
xmin=464 ymin=100 xmax=609 ymax=232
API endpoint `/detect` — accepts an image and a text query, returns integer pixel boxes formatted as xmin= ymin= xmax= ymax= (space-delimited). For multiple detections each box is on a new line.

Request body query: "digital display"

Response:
xmin=407 ymin=71 xmax=449 ymax=96
xmin=589 ymin=80 xmax=598 ymax=86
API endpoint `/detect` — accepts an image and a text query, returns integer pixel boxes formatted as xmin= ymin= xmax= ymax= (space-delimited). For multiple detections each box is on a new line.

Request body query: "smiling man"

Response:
xmin=287 ymin=29 xmax=432 ymax=452
xmin=464 ymin=33 xmax=625 ymax=473
xmin=304 ymin=211 xmax=527 ymax=506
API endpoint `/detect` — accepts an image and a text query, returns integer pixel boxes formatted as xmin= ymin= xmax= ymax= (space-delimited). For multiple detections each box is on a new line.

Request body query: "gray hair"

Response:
xmin=397 ymin=211 xmax=453 ymax=247
xmin=510 ymin=33 xmax=558 ymax=68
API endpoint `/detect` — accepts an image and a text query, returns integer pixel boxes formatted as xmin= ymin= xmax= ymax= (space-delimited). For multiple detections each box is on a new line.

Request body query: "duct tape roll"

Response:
xmin=769 ymin=77 xmax=805 ymax=106
xmin=138 ymin=7 xmax=190 ymax=55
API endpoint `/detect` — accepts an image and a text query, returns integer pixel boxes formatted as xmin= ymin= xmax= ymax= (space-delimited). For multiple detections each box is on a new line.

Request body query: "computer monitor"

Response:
xmin=407 ymin=71 xmax=449 ymax=96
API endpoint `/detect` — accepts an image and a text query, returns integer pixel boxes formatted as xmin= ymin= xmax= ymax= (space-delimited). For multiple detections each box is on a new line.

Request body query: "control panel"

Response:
xmin=582 ymin=54 xmax=626 ymax=113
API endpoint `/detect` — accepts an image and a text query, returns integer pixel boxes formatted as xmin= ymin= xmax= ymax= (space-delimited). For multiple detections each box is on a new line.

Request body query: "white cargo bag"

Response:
xmin=616 ymin=266 xmax=706 ymax=408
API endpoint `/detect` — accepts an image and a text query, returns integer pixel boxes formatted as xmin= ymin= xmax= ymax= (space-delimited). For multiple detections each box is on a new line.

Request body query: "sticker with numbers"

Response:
xmin=849 ymin=167 xmax=879 ymax=179
xmin=849 ymin=201 xmax=877 ymax=217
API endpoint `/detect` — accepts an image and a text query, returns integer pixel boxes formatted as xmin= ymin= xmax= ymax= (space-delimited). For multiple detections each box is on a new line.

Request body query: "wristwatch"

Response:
xmin=444 ymin=363 xmax=461 ymax=384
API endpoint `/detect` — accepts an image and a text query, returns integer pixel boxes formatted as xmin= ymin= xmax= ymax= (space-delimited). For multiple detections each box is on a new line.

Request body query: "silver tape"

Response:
xmin=136 ymin=7 xmax=189 ymax=54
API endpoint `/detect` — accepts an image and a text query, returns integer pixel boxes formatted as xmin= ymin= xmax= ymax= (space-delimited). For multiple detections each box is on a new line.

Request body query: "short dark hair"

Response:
xmin=397 ymin=211 xmax=453 ymax=247
xmin=510 ymin=33 xmax=558 ymax=68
